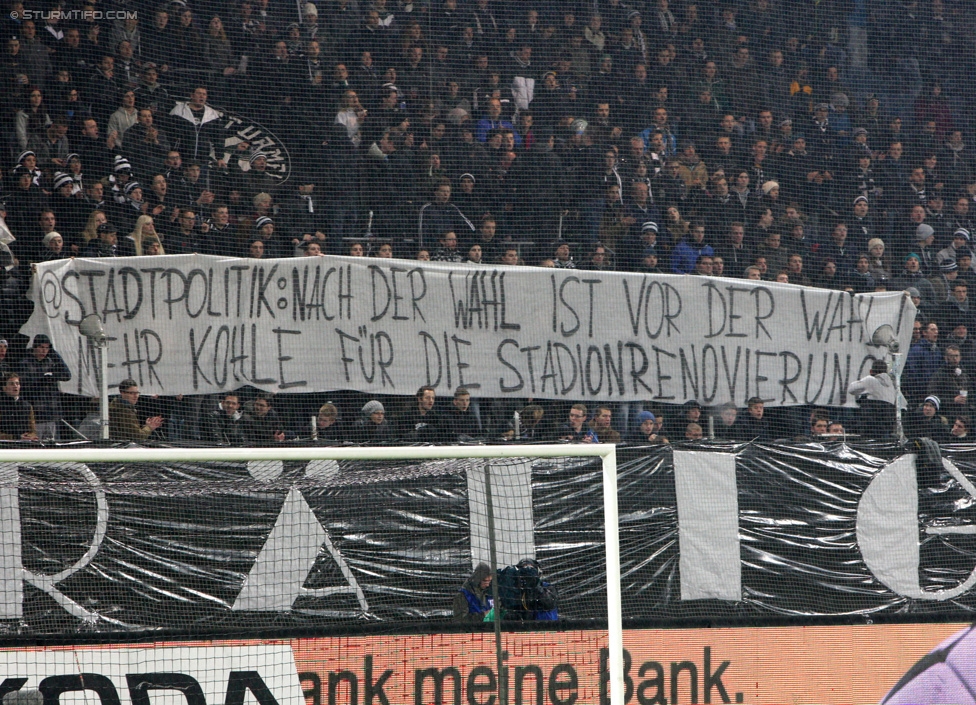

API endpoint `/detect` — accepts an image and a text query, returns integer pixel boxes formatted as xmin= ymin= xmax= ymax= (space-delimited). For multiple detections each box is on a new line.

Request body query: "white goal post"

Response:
xmin=0 ymin=443 xmax=625 ymax=705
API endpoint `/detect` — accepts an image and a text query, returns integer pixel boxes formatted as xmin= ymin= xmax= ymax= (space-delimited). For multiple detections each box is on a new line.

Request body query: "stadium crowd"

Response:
xmin=1 ymin=0 xmax=976 ymax=444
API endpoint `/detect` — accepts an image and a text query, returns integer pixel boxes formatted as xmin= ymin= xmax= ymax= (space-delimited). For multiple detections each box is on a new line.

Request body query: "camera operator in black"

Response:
xmin=497 ymin=558 xmax=558 ymax=621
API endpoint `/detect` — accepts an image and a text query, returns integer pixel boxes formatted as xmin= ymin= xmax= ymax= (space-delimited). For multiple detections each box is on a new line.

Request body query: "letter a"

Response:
xmin=232 ymin=487 xmax=368 ymax=611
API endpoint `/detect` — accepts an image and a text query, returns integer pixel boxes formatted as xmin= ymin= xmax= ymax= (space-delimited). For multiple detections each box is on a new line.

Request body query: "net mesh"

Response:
xmin=0 ymin=452 xmax=610 ymax=636
xmin=4 ymin=439 xmax=976 ymax=639
xmin=0 ymin=0 xmax=958 ymax=446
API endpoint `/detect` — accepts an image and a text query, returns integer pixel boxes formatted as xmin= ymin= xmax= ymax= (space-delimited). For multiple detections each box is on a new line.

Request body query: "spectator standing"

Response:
xmin=905 ymin=322 xmax=943 ymax=403
xmin=169 ymin=87 xmax=223 ymax=166
xmin=848 ymin=359 xmax=900 ymax=439
xmin=419 ymin=180 xmax=476 ymax=249
xmin=927 ymin=345 xmax=971 ymax=418
xmin=0 ymin=340 xmax=11 ymax=378
xmin=452 ymin=562 xmax=492 ymax=622
xmin=17 ymin=334 xmax=70 ymax=441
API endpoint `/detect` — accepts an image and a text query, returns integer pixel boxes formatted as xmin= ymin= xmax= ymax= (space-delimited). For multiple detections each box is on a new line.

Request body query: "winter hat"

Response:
xmin=867 ymin=238 xmax=885 ymax=250
xmin=53 ymin=172 xmax=73 ymax=190
xmin=916 ymin=223 xmax=935 ymax=241
xmin=905 ymin=252 xmax=921 ymax=263
xmin=905 ymin=287 xmax=921 ymax=298
xmin=43 ymin=231 xmax=62 ymax=245
xmin=853 ymin=195 xmax=868 ymax=205
xmin=954 ymin=228 xmax=972 ymax=241
xmin=303 ymin=2 xmax=317 ymax=15
xmin=66 ymin=153 xmax=80 ymax=163
xmin=761 ymin=180 xmax=779 ymax=195
xmin=924 ymin=395 xmax=941 ymax=412
xmin=641 ymin=221 xmax=659 ymax=233
xmin=254 ymin=216 xmax=274 ymax=230
xmin=941 ymin=259 xmax=958 ymax=272
xmin=248 ymin=152 xmax=267 ymax=164
xmin=459 ymin=172 xmax=476 ymax=183
xmin=853 ymin=127 xmax=868 ymax=137
xmin=814 ymin=102 xmax=829 ymax=112
xmin=124 ymin=181 xmax=141 ymax=195
xmin=114 ymin=156 xmax=132 ymax=172
xmin=636 ymin=410 xmax=656 ymax=424
xmin=362 ymin=400 xmax=384 ymax=416
xmin=97 ymin=222 xmax=117 ymax=233
xmin=16 ymin=150 xmax=35 ymax=164
xmin=31 ymin=334 xmax=51 ymax=348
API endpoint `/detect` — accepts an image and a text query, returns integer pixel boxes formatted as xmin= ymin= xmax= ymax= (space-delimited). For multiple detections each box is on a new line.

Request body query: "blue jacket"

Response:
xmin=904 ymin=340 xmax=943 ymax=399
xmin=671 ymin=240 xmax=714 ymax=274
xmin=476 ymin=117 xmax=520 ymax=145
xmin=461 ymin=587 xmax=492 ymax=616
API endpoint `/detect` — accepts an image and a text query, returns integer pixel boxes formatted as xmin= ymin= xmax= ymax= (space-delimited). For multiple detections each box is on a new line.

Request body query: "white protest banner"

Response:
xmin=21 ymin=254 xmax=915 ymax=405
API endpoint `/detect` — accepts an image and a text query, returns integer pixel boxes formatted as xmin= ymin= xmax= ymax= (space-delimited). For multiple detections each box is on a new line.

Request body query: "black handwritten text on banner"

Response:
xmin=21 ymin=255 xmax=915 ymax=404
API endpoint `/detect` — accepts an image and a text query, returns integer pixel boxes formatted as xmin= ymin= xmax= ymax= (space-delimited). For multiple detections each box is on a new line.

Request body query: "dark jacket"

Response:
xmin=0 ymin=394 xmax=35 ymax=439
xmin=927 ymin=365 xmax=972 ymax=414
xmin=243 ymin=409 xmax=285 ymax=446
xmin=399 ymin=408 xmax=444 ymax=443
xmin=82 ymin=238 xmax=118 ymax=257
xmin=17 ymin=348 xmax=71 ymax=423
xmin=446 ymin=409 xmax=482 ymax=440
xmin=906 ymin=410 xmax=950 ymax=442
xmin=208 ymin=408 xmax=246 ymax=446
xmin=560 ymin=423 xmax=598 ymax=442
xmin=736 ymin=413 xmax=770 ymax=441
xmin=354 ymin=418 xmax=393 ymax=444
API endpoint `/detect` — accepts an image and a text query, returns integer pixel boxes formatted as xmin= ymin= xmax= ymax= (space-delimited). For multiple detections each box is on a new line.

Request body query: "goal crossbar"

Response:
xmin=0 ymin=443 xmax=625 ymax=705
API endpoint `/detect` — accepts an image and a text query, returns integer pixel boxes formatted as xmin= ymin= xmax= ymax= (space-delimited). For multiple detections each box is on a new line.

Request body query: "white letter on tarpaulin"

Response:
xmin=673 ymin=450 xmax=742 ymax=601
xmin=0 ymin=463 xmax=108 ymax=622
xmin=232 ymin=487 xmax=368 ymax=612
xmin=859 ymin=455 xmax=976 ymax=600
xmin=0 ymin=463 xmax=22 ymax=618
xmin=466 ymin=459 xmax=536 ymax=568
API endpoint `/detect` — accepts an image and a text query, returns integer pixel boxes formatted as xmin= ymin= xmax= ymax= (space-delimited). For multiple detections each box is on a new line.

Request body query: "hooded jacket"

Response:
xmin=169 ymin=101 xmax=223 ymax=162
xmin=452 ymin=562 xmax=493 ymax=622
